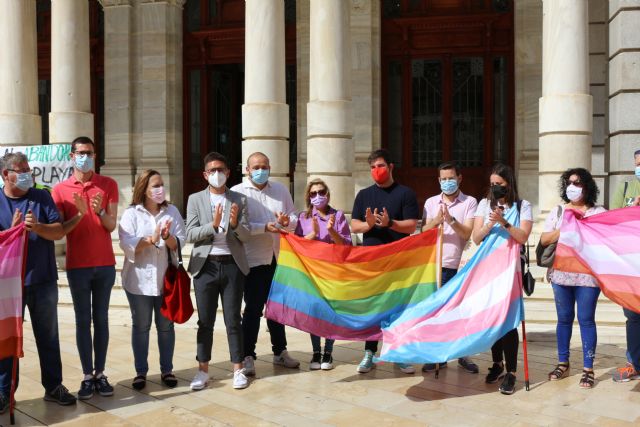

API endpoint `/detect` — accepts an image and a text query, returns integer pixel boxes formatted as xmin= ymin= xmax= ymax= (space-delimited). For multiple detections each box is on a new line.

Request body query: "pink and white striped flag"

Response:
xmin=0 ymin=223 xmax=26 ymax=359
xmin=554 ymin=206 xmax=640 ymax=312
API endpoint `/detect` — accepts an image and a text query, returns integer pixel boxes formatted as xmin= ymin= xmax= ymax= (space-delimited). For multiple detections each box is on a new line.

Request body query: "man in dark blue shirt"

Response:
xmin=0 ymin=152 xmax=76 ymax=412
xmin=351 ymin=149 xmax=419 ymax=375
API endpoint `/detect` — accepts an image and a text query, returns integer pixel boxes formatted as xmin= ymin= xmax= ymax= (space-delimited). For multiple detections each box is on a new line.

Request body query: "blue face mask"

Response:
xmin=74 ymin=154 xmax=94 ymax=173
xmin=635 ymin=166 xmax=640 ymax=180
xmin=250 ymin=168 xmax=269 ymax=185
xmin=440 ymin=179 xmax=459 ymax=196
xmin=15 ymin=172 xmax=34 ymax=192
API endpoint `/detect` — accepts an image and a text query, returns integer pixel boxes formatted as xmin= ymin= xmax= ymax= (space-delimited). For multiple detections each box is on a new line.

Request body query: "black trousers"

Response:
xmin=242 ymin=258 xmax=287 ymax=358
xmin=491 ymin=328 xmax=519 ymax=372
xmin=194 ymin=257 xmax=245 ymax=363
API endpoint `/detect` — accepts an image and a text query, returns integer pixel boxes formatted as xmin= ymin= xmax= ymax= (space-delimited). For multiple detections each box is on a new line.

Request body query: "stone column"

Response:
xmin=0 ymin=0 xmax=41 ymax=146
xmin=589 ymin=0 xmax=608 ymax=196
xmin=137 ymin=0 xmax=185 ymax=209
xmin=514 ymin=0 xmax=542 ymax=212
xmin=608 ymin=1 xmax=640 ymax=205
xmin=99 ymin=0 xmax=136 ymax=211
xmin=49 ymin=0 xmax=94 ymax=143
xmin=538 ymin=0 xmax=592 ymax=214
xmin=242 ymin=0 xmax=289 ymax=186
xmin=307 ymin=0 xmax=354 ymax=212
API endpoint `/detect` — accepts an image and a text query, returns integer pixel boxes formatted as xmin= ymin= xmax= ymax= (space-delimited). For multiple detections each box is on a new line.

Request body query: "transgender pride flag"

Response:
xmin=0 ymin=223 xmax=27 ymax=360
xmin=554 ymin=206 xmax=640 ymax=313
xmin=379 ymin=205 xmax=524 ymax=364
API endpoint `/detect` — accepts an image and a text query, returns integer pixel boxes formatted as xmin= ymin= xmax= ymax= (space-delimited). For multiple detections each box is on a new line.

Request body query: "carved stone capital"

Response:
xmin=138 ymin=0 xmax=187 ymax=7
xmin=98 ymin=0 xmax=132 ymax=8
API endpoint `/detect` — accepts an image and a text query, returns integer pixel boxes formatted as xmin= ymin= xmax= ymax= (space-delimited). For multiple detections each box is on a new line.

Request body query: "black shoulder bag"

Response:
xmin=516 ymin=200 xmax=535 ymax=296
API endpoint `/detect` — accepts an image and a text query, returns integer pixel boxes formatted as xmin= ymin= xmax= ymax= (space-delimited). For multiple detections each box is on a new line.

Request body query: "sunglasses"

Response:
xmin=309 ymin=189 xmax=327 ymax=197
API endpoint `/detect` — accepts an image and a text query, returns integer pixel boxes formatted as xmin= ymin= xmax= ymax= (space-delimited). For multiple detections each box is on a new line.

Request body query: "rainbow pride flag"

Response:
xmin=265 ymin=230 xmax=438 ymax=341
xmin=378 ymin=205 xmax=524 ymax=364
xmin=554 ymin=206 xmax=640 ymax=312
xmin=0 ymin=223 xmax=27 ymax=359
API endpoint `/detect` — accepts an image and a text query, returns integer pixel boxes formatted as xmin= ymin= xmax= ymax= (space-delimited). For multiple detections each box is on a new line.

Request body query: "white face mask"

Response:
xmin=566 ymin=184 xmax=583 ymax=202
xmin=149 ymin=186 xmax=165 ymax=204
xmin=207 ymin=171 xmax=227 ymax=189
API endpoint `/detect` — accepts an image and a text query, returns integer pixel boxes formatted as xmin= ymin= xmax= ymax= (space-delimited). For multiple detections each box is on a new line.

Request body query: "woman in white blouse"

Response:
xmin=471 ymin=163 xmax=533 ymax=395
xmin=118 ymin=170 xmax=186 ymax=390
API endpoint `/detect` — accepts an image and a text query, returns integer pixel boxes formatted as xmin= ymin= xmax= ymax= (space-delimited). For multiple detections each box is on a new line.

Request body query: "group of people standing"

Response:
xmin=1 ymin=140 xmax=639 ymax=413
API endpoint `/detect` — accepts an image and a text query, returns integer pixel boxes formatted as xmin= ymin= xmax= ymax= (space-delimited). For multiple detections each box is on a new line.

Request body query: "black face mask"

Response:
xmin=491 ymin=184 xmax=508 ymax=200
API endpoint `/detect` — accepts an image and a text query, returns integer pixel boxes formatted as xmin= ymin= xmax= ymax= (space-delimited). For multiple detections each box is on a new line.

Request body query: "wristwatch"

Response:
xmin=503 ymin=222 xmax=511 ymax=229
xmin=449 ymin=217 xmax=457 ymax=225
xmin=98 ymin=208 xmax=106 ymax=217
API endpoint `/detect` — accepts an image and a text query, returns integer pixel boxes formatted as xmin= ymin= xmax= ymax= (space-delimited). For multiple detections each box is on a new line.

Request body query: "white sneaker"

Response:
xmin=190 ymin=370 xmax=209 ymax=391
xmin=396 ymin=363 xmax=416 ymax=374
xmin=233 ymin=369 xmax=248 ymax=389
xmin=320 ymin=352 xmax=334 ymax=370
xmin=273 ymin=350 xmax=300 ymax=368
xmin=309 ymin=352 xmax=322 ymax=370
xmin=243 ymin=356 xmax=256 ymax=376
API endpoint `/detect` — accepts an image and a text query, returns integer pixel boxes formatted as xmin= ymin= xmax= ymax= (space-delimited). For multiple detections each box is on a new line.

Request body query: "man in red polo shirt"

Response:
xmin=51 ymin=136 xmax=118 ymax=401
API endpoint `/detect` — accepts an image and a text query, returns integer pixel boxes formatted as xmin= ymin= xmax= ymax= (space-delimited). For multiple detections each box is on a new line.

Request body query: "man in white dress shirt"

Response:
xmin=231 ymin=152 xmax=300 ymax=376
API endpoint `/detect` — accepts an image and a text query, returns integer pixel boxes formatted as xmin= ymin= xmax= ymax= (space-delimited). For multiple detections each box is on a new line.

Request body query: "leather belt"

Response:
xmin=207 ymin=254 xmax=234 ymax=262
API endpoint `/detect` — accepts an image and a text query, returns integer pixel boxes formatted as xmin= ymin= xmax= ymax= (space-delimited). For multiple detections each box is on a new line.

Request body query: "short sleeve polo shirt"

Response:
xmin=52 ymin=173 xmax=118 ymax=269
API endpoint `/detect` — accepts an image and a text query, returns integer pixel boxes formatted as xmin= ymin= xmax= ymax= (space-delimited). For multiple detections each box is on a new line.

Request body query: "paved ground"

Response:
xmin=3 ymin=303 xmax=640 ymax=427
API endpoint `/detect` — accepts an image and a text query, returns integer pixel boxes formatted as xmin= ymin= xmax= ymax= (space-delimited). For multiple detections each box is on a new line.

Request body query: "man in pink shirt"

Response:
xmin=421 ymin=161 xmax=478 ymax=374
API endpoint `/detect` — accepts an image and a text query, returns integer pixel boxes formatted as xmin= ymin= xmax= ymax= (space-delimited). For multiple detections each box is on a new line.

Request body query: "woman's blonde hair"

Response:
xmin=304 ymin=178 xmax=330 ymax=217
xmin=131 ymin=169 xmax=167 ymax=207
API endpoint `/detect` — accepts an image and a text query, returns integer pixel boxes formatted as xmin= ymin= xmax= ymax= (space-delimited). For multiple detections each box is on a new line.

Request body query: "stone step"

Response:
xmin=525 ymin=282 xmax=617 ymax=305
xmin=56 ymin=240 xmax=626 ymax=327
xmin=524 ymin=298 xmax=626 ymax=325
xmin=57 ymin=284 xmax=626 ymax=328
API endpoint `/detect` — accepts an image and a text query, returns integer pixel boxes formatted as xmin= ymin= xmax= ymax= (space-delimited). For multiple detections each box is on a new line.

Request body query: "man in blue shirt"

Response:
xmin=0 ymin=152 xmax=76 ymax=413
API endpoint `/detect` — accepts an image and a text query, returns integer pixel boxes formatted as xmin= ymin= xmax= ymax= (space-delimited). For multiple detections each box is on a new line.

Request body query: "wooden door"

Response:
xmin=381 ymin=0 xmax=514 ymax=207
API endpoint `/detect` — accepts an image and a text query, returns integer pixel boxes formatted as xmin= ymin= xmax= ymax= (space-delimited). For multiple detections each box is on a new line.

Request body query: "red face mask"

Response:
xmin=371 ymin=166 xmax=390 ymax=185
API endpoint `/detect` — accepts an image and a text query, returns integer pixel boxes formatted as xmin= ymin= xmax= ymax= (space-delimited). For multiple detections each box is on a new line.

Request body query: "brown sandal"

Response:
xmin=548 ymin=363 xmax=570 ymax=381
xmin=579 ymin=369 xmax=595 ymax=388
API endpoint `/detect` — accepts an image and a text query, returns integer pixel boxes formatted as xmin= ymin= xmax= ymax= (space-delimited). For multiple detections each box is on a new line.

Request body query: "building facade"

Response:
xmin=0 ymin=0 xmax=638 ymax=222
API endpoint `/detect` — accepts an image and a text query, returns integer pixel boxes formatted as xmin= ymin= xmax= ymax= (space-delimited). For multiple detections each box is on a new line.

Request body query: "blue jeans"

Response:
xmin=125 ymin=291 xmax=175 ymax=375
xmin=552 ymin=283 xmax=600 ymax=369
xmin=0 ymin=283 xmax=63 ymax=394
xmin=67 ymin=265 xmax=116 ymax=375
xmin=624 ymin=308 xmax=640 ymax=372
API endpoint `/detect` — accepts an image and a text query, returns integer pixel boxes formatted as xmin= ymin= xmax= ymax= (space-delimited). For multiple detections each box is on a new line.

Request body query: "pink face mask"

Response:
xmin=310 ymin=194 xmax=328 ymax=209
xmin=150 ymin=186 xmax=165 ymax=204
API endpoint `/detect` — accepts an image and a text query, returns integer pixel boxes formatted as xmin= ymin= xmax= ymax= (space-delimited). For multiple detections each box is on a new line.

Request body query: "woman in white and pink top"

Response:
xmin=539 ymin=168 xmax=606 ymax=389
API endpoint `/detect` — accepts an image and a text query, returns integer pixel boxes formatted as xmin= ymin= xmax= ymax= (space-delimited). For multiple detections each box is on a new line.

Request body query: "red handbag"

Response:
xmin=161 ymin=238 xmax=194 ymax=324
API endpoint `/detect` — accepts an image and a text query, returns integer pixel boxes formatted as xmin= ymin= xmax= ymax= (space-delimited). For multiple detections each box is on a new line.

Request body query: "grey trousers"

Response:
xmin=194 ymin=257 xmax=245 ymax=363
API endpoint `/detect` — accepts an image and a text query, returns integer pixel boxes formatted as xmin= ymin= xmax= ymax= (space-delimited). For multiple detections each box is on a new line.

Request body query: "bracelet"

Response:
xmin=161 ymin=233 xmax=170 ymax=240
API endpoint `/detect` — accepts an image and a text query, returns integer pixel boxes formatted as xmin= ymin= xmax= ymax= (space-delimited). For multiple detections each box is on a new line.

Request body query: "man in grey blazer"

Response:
xmin=186 ymin=152 xmax=251 ymax=391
